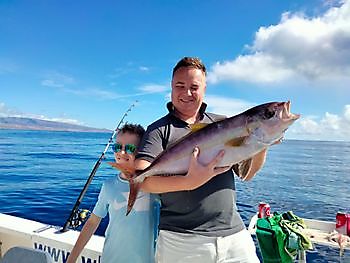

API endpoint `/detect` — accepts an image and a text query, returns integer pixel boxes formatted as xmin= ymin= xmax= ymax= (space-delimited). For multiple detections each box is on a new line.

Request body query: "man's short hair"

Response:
xmin=118 ymin=123 xmax=145 ymax=138
xmin=172 ymin=57 xmax=206 ymax=77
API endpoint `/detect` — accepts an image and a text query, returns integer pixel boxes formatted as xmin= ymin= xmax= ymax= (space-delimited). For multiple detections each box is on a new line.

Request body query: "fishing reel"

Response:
xmin=61 ymin=101 xmax=137 ymax=233
xmin=69 ymin=208 xmax=91 ymax=229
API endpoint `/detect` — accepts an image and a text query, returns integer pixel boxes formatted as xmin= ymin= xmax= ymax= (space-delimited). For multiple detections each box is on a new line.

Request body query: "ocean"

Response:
xmin=0 ymin=129 xmax=349 ymax=262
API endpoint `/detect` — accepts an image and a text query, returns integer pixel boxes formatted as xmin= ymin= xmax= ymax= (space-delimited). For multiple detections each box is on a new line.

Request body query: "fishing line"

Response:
xmin=60 ymin=101 xmax=138 ymax=232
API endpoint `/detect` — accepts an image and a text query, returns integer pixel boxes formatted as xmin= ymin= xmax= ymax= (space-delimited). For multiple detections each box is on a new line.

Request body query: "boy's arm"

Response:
xmin=66 ymin=214 xmax=101 ymax=263
xmin=136 ymin=148 xmax=229 ymax=193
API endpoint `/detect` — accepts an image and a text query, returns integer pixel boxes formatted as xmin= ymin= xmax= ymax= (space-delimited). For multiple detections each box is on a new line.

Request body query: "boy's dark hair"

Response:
xmin=119 ymin=123 xmax=145 ymax=138
xmin=172 ymin=57 xmax=206 ymax=77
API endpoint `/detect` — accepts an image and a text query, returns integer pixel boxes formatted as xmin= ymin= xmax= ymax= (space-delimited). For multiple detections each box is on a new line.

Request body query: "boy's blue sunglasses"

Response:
xmin=112 ymin=143 xmax=137 ymax=154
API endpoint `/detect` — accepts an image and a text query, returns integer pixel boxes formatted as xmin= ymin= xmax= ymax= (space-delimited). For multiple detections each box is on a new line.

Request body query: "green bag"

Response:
xmin=256 ymin=213 xmax=294 ymax=263
xmin=256 ymin=211 xmax=313 ymax=263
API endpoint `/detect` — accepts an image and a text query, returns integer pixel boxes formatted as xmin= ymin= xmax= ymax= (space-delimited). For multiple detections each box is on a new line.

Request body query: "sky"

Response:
xmin=1 ymin=0 xmax=350 ymax=141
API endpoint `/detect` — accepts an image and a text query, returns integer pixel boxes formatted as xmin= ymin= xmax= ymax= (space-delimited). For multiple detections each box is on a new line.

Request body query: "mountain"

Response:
xmin=0 ymin=117 xmax=111 ymax=133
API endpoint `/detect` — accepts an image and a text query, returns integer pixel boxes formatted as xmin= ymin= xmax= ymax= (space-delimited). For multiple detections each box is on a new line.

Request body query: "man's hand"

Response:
xmin=183 ymin=147 xmax=230 ymax=190
xmin=138 ymin=147 xmax=230 ymax=193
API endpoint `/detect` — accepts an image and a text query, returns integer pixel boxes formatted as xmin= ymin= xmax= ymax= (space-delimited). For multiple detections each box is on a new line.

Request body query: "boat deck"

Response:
xmin=248 ymin=214 xmax=350 ymax=252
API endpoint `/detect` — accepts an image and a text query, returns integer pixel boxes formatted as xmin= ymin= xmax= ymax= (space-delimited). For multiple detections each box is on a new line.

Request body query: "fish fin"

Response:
xmin=189 ymin=123 xmax=208 ymax=132
xmin=224 ymin=136 xmax=247 ymax=147
xmin=108 ymin=162 xmax=135 ymax=179
xmin=132 ymin=170 xmax=147 ymax=183
xmin=126 ymin=182 xmax=140 ymax=216
xmin=232 ymin=158 xmax=253 ymax=180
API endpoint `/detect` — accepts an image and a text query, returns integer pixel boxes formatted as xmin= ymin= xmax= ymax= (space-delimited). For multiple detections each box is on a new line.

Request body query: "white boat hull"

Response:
xmin=0 ymin=213 xmax=103 ymax=263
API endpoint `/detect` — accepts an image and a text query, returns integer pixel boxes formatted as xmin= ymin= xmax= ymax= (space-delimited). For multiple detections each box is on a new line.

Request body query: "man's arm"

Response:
xmin=66 ymin=214 xmax=101 ymax=263
xmin=241 ymin=136 xmax=283 ymax=181
xmin=136 ymin=148 xmax=229 ymax=193
xmin=242 ymin=148 xmax=267 ymax=181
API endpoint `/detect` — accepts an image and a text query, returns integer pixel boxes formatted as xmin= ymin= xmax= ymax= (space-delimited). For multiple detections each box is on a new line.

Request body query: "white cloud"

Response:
xmin=298 ymin=118 xmax=320 ymax=134
xmin=288 ymin=104 xmax=350 ymax=141
xmin=61 ymin=83 xmax=168 ymax=100
xmin=0 ymin=102 xmax=82 ymax=125
xmin=208 ymin=0 xmax=350 ymax=85
xmin=79 ymin=88 xmax=120 ymax=100
xmin=41 ymin=79 xmax=64 ymax=88
xmin=344 ymin=105 xmax=350 ymax=121
xmin=109 ymin=64 xmax=151 ymax=79
xmin=200 ymin=97 xmax=350 ymax=142
xmin=139 ymin=66 xmax=150 ymax=71
xmin=0 ymin=102 xmax=21 ymax=117
xmin=208 ymin=54 xmax=294 ymax=84
xmin=205 ymin=95 xmax=256 ymax=117
xmin=138 ymin=84 xmax=169 ymax=94
xmin=321 ymin=112 xmax=341 ymax=130
xmin=45 ymin=117 xmax=81 ymax=125
xmin=41 ymin=71 xmax=75 ymax=88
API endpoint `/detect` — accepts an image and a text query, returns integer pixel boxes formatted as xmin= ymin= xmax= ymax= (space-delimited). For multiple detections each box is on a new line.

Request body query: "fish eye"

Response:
xmin=264 ymin=108 xmax=275 ymax=119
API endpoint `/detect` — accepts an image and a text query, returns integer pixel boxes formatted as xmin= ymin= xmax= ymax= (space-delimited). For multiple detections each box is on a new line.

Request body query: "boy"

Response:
xmin=67 ymin=123 xmax=156 ymax=263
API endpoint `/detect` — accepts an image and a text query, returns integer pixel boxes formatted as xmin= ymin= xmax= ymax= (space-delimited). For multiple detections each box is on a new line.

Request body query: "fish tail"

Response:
xmin=126 ymin=182 xmax=140 ymax=216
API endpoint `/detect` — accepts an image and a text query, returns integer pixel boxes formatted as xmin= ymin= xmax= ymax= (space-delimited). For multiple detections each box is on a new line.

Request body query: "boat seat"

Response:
xmin=1 ymin=246 xmax=53 ymax=263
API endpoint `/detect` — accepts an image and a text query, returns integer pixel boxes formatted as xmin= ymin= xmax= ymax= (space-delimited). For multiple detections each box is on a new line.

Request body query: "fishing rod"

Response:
xmin=60 ymin=101 xmax=137 ymax=233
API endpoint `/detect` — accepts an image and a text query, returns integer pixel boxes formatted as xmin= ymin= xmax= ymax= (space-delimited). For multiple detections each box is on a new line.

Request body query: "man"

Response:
xmin=136 ymin=57 xmax=265 ymax=262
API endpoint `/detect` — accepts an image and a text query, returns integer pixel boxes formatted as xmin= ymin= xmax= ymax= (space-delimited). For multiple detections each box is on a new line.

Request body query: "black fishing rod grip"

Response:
xmin=60 ymin=157 xmax=104 ymax=232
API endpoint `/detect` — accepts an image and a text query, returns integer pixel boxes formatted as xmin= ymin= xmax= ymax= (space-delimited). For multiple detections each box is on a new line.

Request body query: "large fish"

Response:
xmin=110 ymin=101 xmax=300 ymax=215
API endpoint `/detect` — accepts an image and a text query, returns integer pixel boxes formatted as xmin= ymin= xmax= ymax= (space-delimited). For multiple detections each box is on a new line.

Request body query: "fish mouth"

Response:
xmin=280 ymin=101 xmax=300 ymax=122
